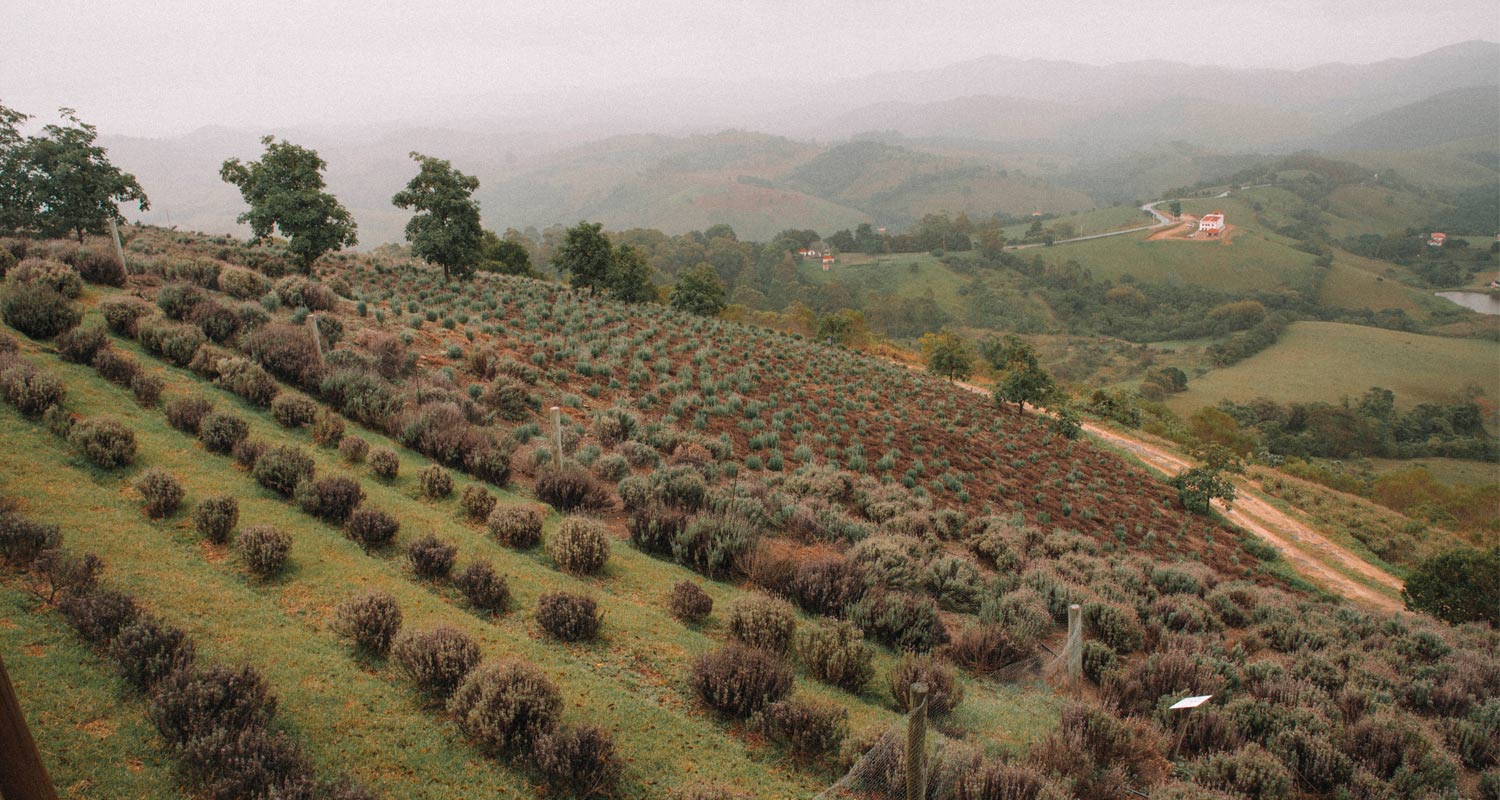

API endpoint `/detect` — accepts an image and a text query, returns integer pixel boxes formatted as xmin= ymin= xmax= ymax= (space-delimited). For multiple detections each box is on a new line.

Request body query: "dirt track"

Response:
xmin=946 ymin=379 xmax=1405 ymax=613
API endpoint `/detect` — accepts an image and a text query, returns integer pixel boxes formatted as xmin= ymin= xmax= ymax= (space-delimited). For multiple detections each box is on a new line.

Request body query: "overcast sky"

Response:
xmin=2 ymin=0 xmax=1496 ymax=136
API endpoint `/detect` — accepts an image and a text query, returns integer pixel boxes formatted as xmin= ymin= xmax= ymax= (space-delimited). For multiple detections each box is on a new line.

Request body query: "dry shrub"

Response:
xmin=0 ymin=511 xmax=60 ymax=565
xmin=345 ymin=507 xmax=399 ymax=551
xmin=130 ymin=372 xmax=163 ymax=407
xmin=889 ymin=655 xmax=963 ymax=716
xmin=406 ymin=533 xmax=458 ymax=580
xmin=135 ymin=468 xmax=184 ymax=518
xmin=789 ymin=557 xmax=867 ymax=617
xmin=293 ymin=476 xmax=364 ymax=524
xmin=460 ymin=486 xmax=496 ymax=521
xmin=0 ymin=361 xmax=65 ymax=415
xmin=628 ymin=503 xmax=686 ymax=556
xmin=534 ymin=464 xmax=612 ymax=512
xmin=237 ymin=525 xmax=292 ymax=578
xmin=59 ymin=588 xmax=139 ymax=645
xmin=1031 ymin=704 xmax=1169 ymax=800
xmin=455 ymin=560 xmax=510 ymax=614
xmin=532 ymin=724 xmax=623 ymax=799
xmin=57 ymin=325 xmax=107 ymax=364
xmin=796 ymin=620 xmax=874 ymax=693
xmin=487 ymin=504 xmax=543 ymax=549
xmin=546 ymin=516 xmax=610 ymax=575
xmin=333 ymin=590 xmax=402 ymax=656
xmin=198 ymin=411 xmax=249 ymax=454
xmin=369 ymin=447 xmax=399 ymax=479
xmin=689 ymin=644 xmax=793 ymax=719
xmin=166 ymin=395 xmax=214 ymax=434
xmin=192 ymin=495 xmax=239 ymax=543
xmin=847 ymin=590 xmax=949 ymax=653
xmin=419 ymin=464 xmax=453 ymax=499
xmin=1102 ymin=649 xmax=1226 ymax=717
xmin=338 ymin=436 xmax=369 ymax=463
xmin=448 ymin=660 xmax=562 ymax=756
xmin=753 ymin=696 xmax=848 ymax=762
xmin=536 ymin=591 xmax=602 ymax=642
xmin=392 ymin=626 xmax=481 ymax=697
xmin=148 ymin=663 xmax=277 ymax=748
xmin=270 ymin=393 xmax=318 ymax=428
xmin=726 ymin=592 xmax=797 ymax=655
xmin=1191 ymin=743 xmax=1293 ymax=799
xmin=108 ymin=615 xmax=196 ymax=690
xmin=947 ymin=624 xmax=1036 ymax=675
xmin=92 ymin=347 xmax=140 ymax=385
xmin=672 ymin=514 xmax=758 ymax=580
xmin=667 ymin=580 xmax=713 ymax=624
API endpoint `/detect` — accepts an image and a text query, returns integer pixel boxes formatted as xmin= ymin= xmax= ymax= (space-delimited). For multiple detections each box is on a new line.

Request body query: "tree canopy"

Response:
xmin=671 ymin=262 xmax=727 ymax=316
xmin=220 ymin=136 xmax=357 ymax=271
xmin=920 ymin=329 xmax=973 ymax=381
xmin=552 ymin=221 xmax=613 ymax=293
xmin=479 ymin=230 xmax=534 ymax=276
xmin=984 ymin=335 xmax=1056 ymax=412
xmin=1402 ymin=546 xmax=1499 ymax=627
xmin=0 ymin=104 xmax=148 ymax=241
xmin=392 ymin=152 xmax=483 ymax=281
xmin=609 ymin=244 xmax=657 ymax=303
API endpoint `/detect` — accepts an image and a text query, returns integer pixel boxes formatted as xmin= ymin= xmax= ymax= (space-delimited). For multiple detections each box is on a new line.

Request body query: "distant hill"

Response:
xmin=1322 ymin=85 xmax=1500 ymax=151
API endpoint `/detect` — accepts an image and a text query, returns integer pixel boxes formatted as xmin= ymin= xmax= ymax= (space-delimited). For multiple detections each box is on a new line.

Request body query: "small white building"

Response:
xmin=1198 ymin=211 xmax=1226 ymax=237
xmin=1428 ymin=232 xmax=1447 ymax=247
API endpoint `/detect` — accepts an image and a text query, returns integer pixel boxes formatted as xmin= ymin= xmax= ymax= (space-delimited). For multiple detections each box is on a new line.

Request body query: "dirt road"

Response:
xmin=946 ymin=379 xmax=1405 ymax=613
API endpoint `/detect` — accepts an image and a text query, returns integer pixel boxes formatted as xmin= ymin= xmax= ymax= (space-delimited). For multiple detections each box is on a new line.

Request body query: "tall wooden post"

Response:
xmin=905 ymin=682 xmax=928 ymax=800
xmin=0 ymin=652 xmax=58 ymax=800
xmin=107 ymin=217 xmax=129 ymax=276
xmin=550 ymin=406 xmax=563 ymax=470
xmin=1067 ymin=603 xmax=1083 ymax=683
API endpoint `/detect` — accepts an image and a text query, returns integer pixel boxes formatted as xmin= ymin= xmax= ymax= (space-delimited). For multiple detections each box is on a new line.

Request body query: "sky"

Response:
xmin=2 ymin=0 xmax=1496 ymax=136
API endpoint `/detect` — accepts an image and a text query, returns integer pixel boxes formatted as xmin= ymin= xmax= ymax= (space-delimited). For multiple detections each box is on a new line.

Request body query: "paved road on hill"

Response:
xmin=1004 ymin=200 xmax=1176 ymax=251
xmin=941 ymin=378 xmax=1406 ymax=613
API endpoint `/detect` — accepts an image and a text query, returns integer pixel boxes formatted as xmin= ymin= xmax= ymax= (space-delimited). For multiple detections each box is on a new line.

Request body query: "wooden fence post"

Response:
xmin=905 ymin=682 xmax=928 ymax=800
xmin=0 ymin=652 xmax=58 ymax=800
xmin=551 ymin=406 xmax=563 ymax=470
xmin=1067 ymin=603 xmax=1083 ymax=683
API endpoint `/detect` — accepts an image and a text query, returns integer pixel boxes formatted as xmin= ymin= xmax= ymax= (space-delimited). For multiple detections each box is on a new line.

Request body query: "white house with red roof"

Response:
xmin=1198 ymin=211 xmax=1226 ymax=237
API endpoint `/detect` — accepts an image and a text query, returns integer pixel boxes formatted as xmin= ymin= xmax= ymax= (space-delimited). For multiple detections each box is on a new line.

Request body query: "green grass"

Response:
xmin=801 ymin=251 xmax=970 ymax=312
xmin=1 ymin=304 xmax=1065 ymax=797
xmin=1017 ymin=226 xmax=1321 ymax=294
xmin=1318 ymin=255 xmax=1443 ymax=318
xmin=1364 ymin=457 xmax=1500 ymax=488
xmin=1168 ymin=321 xmax=1500 ymax=413
xmin=0 ymin=583 xmax=182 ymax=799
xmin=1000 ymin=204 xmax=1155 ymax=240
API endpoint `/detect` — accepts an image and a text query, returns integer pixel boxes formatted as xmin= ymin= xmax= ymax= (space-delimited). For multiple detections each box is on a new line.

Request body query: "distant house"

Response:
xmin=1198 ymin=212 xmax=1226 ymax=237
xmin=1429 ymin=232 xmax=1447 ymax=247
xmin=822 ymin=255 xmax=835 ymax=270
xmin=797 ymin=248 xmax=820 ymax=258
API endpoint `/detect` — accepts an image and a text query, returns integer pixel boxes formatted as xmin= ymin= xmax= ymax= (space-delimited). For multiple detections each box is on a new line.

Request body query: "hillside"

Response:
xmin=1321 ymin=85 xmax=1500 ymax=151
xmin=4 ymin=229 xmax=1496 ymax=798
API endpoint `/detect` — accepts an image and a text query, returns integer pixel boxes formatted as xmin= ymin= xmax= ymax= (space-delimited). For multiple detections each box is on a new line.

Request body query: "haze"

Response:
xmin=3 ymin=0 xmax=1497 ymax=136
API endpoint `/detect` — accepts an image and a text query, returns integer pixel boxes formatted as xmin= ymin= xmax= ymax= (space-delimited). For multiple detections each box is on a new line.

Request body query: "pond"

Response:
xmin=1435 ymin=291 xmax=1500 ymax=316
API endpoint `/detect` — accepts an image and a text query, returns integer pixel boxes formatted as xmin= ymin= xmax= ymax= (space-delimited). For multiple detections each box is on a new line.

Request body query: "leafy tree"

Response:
xmin=816 ymin=309 xmax=867 ymax=347
xmin=478 ymin=230 xmax=533 ymax=275
xmin=552 ymin=221 xmax=612 ymax=292
xmin=921 ymin=329 xmax=972 ymax=381
xmin=609 ymin=244 xmax=656 ymax=303
xmin=1170 ymin=445 xmax=1242 ymax=514
xmin=984 ymin=335 xmax=1056 ymax=412
xmin=1169 ymin=200 xmax=1182 ymax=217
xmin=2 ymin=107 xmax=149 ymax=241
xmin=220 ymin=136 xmax=357 ymax=272
xmin=671 ymin=263 xmax=727 ymax=316
xmin=1051 ymin=402 xmax=1081 ymax=439
xmin=391 ymin=152 xmax=482 ymax=281
xmin=1403 ymin=547 xmax=1499 ymax=626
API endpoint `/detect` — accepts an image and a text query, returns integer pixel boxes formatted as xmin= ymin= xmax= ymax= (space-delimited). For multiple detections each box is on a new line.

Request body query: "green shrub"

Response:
xmin=455 ymin=560 xmax=510 ymax=613
xmin=214 ymin=357 xmax=279 ymax=407
xmin=448 ymin=660 xmax=563 ymax=756
xmin=108 ymin=615 xmax=196 ymax=690
xmin=889 ymin=655 xmax=963 ymax=715
xmin=487 ymin=504 xmax=543 ymax=549
xmin=753 ymin=697 xmax=848 ymax=762
xmin=419 ymin=465 xmax=453 ymax=499
xmin=1083 ymin=601 xmax=1145 ymax=654
xmin=673 ymin=514 xmax=757 ymax=579
xmin=1081 ymin=641 xmax=1117 ymax=684
xmin=726 ymin=593 xmax=797 ymax=655
xmin=979 ymin=588 xmax=1052 ymax=643
xmin=546 ymin=516 xmax=610 ymax=575
xmin=922 ymin=555 xmax=984 ymax=612
xmin=392 ymin=625 xmax=482 ymax=697
xmin=270 ymin=393 xmax=318 ymax=428
xmin=130 ymin=372 xmax=162 ymax=407
xmin=0 ymin=512 xmax=61 ymax=566
xmin=536 ymin=591 xmax=602 ymax=642
xmin=198 ymin=411 xmax=249 ymax=454
xmin=234 ymin=524 xmax=291 ymax=578
xmin=460 ymin=486 xmax=495 ymax=521
xmin=92 ymin=347 xmax=140 ymax=386
xmin=58 ymin=588 xmax=139 ymax=645
xmin=333 ymin=590 xmax=402 ymax=656
xmin=534 ymin=464 xmax=611 ymax=512
xmin=345 ymin=507 xmax=399 ymax=551
xmin=406 ymin=533 xmax=457 ymax=580
xmin=310 ymin=410 xmax=344 ymax=447
xmin=1403 ymin=546 xmax=1500 ymax=626
xmin=133 ymin=468 xmax=184 ymax=518
xmin=667 ymin=580 xmax=713 ymax=623
xmin=1192 ymin=743 xmax=1294 ymax=799
xmin=192 ymin=495 xmax=239 ymax=543
xmin=532 ymin=724 xmax=623 ymax=799
xmin=789 ymin=557 xmax=867 ymax=617
xmin=847 ymin=591 xmax=949 ymax=653
xmin=165 ymin=395 xmax=213 ymax=434
xmin=628 ymin=503 xmax=687 ymax=556
xmin=69 ymin=418 xmax=137 ymax=468
xmin=338 ymin=436 xmax=369 ymax=463
xmin=796 ymin=620 xmax=874 ymax=693
xmin=293 ymin=476 xmax=364 ymax=523
xmin=137 ymin=317 xmax=204 ymax=366
xmin=369 ymin=448 xmax=400 ymax=479
xmin=0 ymin=362 xmax=65 ymax=415
xmin=100 ymin=296 xmax=153 ymax=336
xmin=689 ymin=644 xmax=793 ymax=719
xmin=56 ymin=325 xmax=107 ymax=364
xmin=251 ymin=445 xmax=315 ymax=496
xmin=1 ymin=283 xmax=80 ymax=338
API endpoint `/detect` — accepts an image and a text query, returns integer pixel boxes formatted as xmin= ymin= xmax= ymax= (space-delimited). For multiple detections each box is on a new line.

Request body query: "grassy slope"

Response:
xmin=1167 ymin=320 xmax=1500 ymax=413
xmin=1000 ymin=204 xmax=1155 ymax=240
xmin=2 ymin=300 xmax=1064 ymax=798
xmin=801 ymin=252 xmax=970 ymax=311
xmin=1017 ymin=227 xmax=1321 ymax=294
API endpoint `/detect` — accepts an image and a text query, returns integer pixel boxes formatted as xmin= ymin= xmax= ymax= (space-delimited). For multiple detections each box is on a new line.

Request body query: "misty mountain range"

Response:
xmin=104 ymin=40 xmax=1499 ymax=245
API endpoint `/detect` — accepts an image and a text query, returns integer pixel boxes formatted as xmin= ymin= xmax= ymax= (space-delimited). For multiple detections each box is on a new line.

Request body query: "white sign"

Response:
xmin=1169 ymin=695 xmax=1213 ymax=710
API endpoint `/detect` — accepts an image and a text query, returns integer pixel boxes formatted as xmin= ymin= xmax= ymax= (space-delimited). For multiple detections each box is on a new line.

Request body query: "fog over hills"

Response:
xmin=97 ymin=41 xmax=1499 ymax=246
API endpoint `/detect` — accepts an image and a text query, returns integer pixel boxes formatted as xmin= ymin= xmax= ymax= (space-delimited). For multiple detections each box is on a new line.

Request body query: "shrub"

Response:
xmin=165 ymin=395 xmax=214 ymax=434
xmin=481 ymin=377 xmax=535 ymax=421
xmin=338 ymin=436 xmax=369 ymax=463
xmin=30 ymin=548 xmax=102 ymax=602
xmin=310 ymin=410 xmax=344 ymax=447
xmin=138 ymin=317 xmax=205 ymax=366
xmin=237 ymin=525 xmax=292 ymax=578
xmin=465 ymin=446 xmax=511 ymax=487
xmin=1192 ymin=743 xmax=1294 ymax=799
xmin=726 ymin=593 xmax=797 ymax=655
xmin=92 ymin=347 xmax=140 ymax=385
xmin=392 ymin=626 xmax=482 ymax=697
xmin=1081 ymin=641 xmax=1117 ymax=684
xmin=534 ymin=464 xmax=612 ymax=512
xmin=214 ymin=357 xmax=279 ymax=407
xmin=689 ymin=644 xmax=793 ymax=719
xmin=271 ymin=393 xmax=319 ymax=428
xmin=100 ymin=295 xmax=153 ymax=336
xmin=1403 ymin=546 xmax=1500 ymax=626
xmin=1 ymin=283 xmax=79 ymax=338
xmin=192 ymin=495 xmax=239 ymax=543
xmin=134 ymin=468 xmax=184 ymax=518
xmin=889 ymin=655 xmax=963 ymax=715
xmin=148 ymin=663 xmax=277 ymax=747
xmin=197 ymin=411 xmax=249 ymax=454
xmin=71 ymin=248 xmax=127 ymax=286
xmin=536 ymin=591 xmax=603 ymax=642
xmin=12 ymin=258 xmax=81 ymax=296
xmin=455 ymin=560 xmax=510 ymax=613
xmin=0 ymin=363 xmax=65 ymax=416
xmin=922 ymin=555 xmax=985 ymax=612
xmin=628 ymin=503 xmax=687 ymax=556
xmin=219 ymin=266 xmax=270 ymax=299
xmin=130 ymin=372 xmax=163 ymax=407
xmin=0 ymin=512 xmax=60 ymax=565
xmin=487 ymin=504 xmax=543 ymax=549
xmin=1270 ymin=728 xmax=1353 ymax=793
xmin=232 ymin=438 xmax=267 ymax=469
xmin=108 ymin=615 xmax=196 ymax=690
xmin=953 ymin=761 xmax=1070 ymax=800
xmin=591 ymin=453 xmax=629 ymax=482
xmin=947 ymin=624 xmax=1036 ymax=675
xmin=847 ymin=591 xmax=949 ymax=653
xmin=448 ymin=660 xmax=563 ymax=756
xmin=57 ymin=325 xmax=108 ymax=364
xmin=251 ymin=445 xmax=315 ymax=496
xmin=245 ymin=322 xmax=324 ymax=388
xmin=1083 ymin=601 xmax=1145 ymax=654
xmin=796 ymin=620 xmax=874 ymax=693
xmin=294 ymin=476 xmax=365 ymax=523
xmin=59 ymin=588 xmax=139 ymax=645
xmin=532 ymin=725 xmax=623 ymax=799
xmin=156 ymin=282 xmax=206 ymax=319
xmin=1102 ymin=650 xmax=1226 ymax=717
xmin=547 ymin=516 xmax=610 ymax=575
xmin=345 ymin=508 xmax=399 ymax=551
xmin=369 ymin=447 xmax=400 ymax=479
xmin=419 ymin=465 xmax=453 ymax=499
xmin=979 ymin=588 xmax=1053 ymax=644
xmin=673 ymin=514 xmax=757 ymax=579
xmin=333 ymin=590 xmax=402 ymax=656
xmin=754 ymin=697 xmax=848 ymax=762
xmin=406 ymin=533 xmax=458 ymax=580
xmin=668 ymin=580 xmax=713 ymax=623
xmin=460 ymin=486 xmax=495 ymax=521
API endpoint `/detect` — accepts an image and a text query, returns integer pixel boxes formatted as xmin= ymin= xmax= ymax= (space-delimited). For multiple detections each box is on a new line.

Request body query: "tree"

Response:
xmin=392 ymin=152 xmax=482 ymax=281
xmin=609 ymin=244 xmax=656 ymax=303
xmin=816 ymin=309 xmax=867 ymax=347
xmin=1402 ymin=546 xmax=1499 ymax=627
xmin=921 ymin=329 xmax=972 ymax=381
xmin=478 ymin=230 xmax=533 ymax=275
xmin=4 ymin=107 xmax=149 ymax=241
xmin=984 ymin=335 xmax=1056 ymax=413
xmin=671 ymin=263 xmax=727 ymax=316
xmin=220 ymin=136 xmax=357 ymax=272
xmin=1168 ymin=200 xmax=1182 ymax=217
xmin=1170 ymin=444 xmax=1242 ymax=515
xmin=552 ymin=221 xmax=613 ymax=292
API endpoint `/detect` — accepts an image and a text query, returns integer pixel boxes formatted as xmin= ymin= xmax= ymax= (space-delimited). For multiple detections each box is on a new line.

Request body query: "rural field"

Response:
xmin=2 ymin=226 xmax=1496 ymax=800
xmin=1167 ymin=320 xmax=1500 ymax=413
